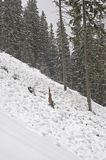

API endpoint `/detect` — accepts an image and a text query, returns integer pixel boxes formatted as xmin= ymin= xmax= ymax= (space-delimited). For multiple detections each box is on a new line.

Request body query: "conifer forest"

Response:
xmin=0 ymin=0 xmax=106 ymax=108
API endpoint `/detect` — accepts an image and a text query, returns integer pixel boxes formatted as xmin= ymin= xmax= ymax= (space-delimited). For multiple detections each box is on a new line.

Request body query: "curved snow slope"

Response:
xmin=0 ymin=52 xmax=106 ymax=160
xmin=0 ymin=111 xmax=79 ymax=160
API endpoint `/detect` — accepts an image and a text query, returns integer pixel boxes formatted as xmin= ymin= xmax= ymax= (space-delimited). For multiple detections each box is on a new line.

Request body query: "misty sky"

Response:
xmin=22 ymin=0 xmax=58 ymax=31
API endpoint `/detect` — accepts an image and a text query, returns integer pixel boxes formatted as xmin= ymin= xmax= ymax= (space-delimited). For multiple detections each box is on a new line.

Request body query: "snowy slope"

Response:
xmin=0 ymin=52 xmax=106 ymax=160
xmin=0 ymin=110 xmax=79 ymax=160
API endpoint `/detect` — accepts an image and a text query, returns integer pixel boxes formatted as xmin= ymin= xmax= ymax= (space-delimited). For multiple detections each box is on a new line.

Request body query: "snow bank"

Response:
xmin=0 ymin=52 xmax=106 ymax=160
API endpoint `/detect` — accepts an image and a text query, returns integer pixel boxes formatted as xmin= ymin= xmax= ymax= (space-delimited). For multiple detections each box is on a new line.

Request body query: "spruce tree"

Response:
xmin=49 ymin=23 xmax=58 ymax=80
xmin=39 ymin=11 xmax=50 ymax=54
xmin=82 ymin=0 xmax=91 ymax=111
xmin=87 ymin=23 xmax=105 ymax=106
xmin=23 ymin=0 xmax=40 ymax=67
xmin=58 ymin=0 xmax=67 ymax=90
xmin=56 ymin=21 xmax=71 ymax=88
xmin=3 ymin=0 xmax=23 ymax=59
xmin=39 ymin=11 xmax=50 ymax=76
xmin=68 ymin=0 xmax=85 ymax=94
xmin=0 ymin=0 xmax=3 ymax=50
xmin=64 ymin=0 xmax=106 ymax=106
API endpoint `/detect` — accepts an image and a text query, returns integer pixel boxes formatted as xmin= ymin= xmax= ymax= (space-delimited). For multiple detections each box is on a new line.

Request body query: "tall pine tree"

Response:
xmin=48 ymin=23 xmax=58 ymax=80
xmin=3 ymin=0 xmax=23 ymax=59
xmin=0 ymin=0 xmax=3 ymax=50
xmin=56 ymin=21 xmax=71 ymax=87
xmin=64 ymin=0 xmax=106 ymax=106
xmin=39 ymin=11 xmax=50 ymax=76
xmin=23 ymin=0 xmax=40 ymax=67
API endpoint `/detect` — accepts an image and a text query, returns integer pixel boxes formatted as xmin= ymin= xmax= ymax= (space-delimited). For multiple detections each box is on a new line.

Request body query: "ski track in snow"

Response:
xmin=0 ymin=52 xmax=106 ymax=160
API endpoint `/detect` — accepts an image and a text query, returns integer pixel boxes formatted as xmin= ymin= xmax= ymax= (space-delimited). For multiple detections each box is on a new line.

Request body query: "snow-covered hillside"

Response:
xmin=0 ymin=110 xmax=79 ymax=160
xmin=0 ymin=52 xmax=106 ymax=160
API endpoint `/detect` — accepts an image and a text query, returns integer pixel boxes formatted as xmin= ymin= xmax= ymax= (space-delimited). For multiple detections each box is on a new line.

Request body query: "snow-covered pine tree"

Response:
xmin=23 ymin=0 xmax=40 ymax=67
xmin=3 ymin=0 xmax=23 ymax=59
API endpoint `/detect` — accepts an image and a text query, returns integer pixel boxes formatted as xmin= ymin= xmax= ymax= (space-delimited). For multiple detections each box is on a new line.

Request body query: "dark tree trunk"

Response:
xmin=59 ymin=0 xmax=67 ymax=91
xmin=82 ymin=0 xmax=92 ymax=111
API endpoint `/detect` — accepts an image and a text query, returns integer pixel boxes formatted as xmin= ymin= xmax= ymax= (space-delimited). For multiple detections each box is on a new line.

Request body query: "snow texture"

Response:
xmin=0 ymin=110 xmax=79 ymax=160
xmin=0 ymin=52 xmax=106 ymax=160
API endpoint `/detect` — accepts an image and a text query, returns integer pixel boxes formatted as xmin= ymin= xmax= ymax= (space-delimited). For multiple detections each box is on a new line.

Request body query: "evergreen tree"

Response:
xmin=3 ymin=0 xmax=23 ymax=59
xmin=64 ymin=0 xmax=106 ymax=106
xmin=0 ymin=0 xmax=3 ymax=50
xmin=87 ymin=24 xmax=105 ymax=106
xmin=82 ymin=0 xmax=92 ymax=111
xmin=56 ymin=21 xmax=71 ymax=88
xmin=48 ymin=23 xmax=58 ymax=80
xmin=58 ymin=0 xmax=67 ymax=90
xmin=67 ymin=0 xmax=85 ymax=94
xmin=23 ymin=0 xmax=40 ymax=67
xmin=39 ymin=11 xmax=50 ymax=54
xmin=39 ymin=11 xmax=50 ymax=76
xmin=54 ymin=0 xmax=71 ymax=90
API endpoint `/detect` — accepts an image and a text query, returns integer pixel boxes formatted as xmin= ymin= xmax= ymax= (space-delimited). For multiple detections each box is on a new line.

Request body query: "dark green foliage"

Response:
xmin=64 ymin=0 xmax=106 ymax=105
xmin=87 ymin=26 xmax=105 ymax=105
xmin=38 ymin=11 xmax=50 ymax=76
xmin=0 ymin=0 xmax=105 ymax=106
xmin=68 ymin=1 xmax=86 ymax=94
xmin=0 ymin=0 xmax=60 ymax=83
xmin=0 ymin=0 xmax=3 ymax=50
xmin=48 ymin=23 xmax=58 ymax=80
xmin=56 ymin=21 xmax=71 ymax=87
xmin=2 ymin=0 xmax=23 ymax=59
xmin=39 ymin=11 xmax=49 ymax=54
xmin=23 ymin=0 xmax=40 ymax=67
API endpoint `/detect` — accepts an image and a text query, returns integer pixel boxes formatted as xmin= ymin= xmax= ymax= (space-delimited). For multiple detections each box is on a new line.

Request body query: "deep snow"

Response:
xmin=0 ymin=110 xmax=79 ymax=160
xmin=0 ymin=52 xmax=106 ymax=160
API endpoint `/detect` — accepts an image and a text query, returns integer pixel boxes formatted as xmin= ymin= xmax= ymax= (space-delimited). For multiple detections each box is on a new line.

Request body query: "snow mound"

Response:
xmin=0 ymin=52 xmax=106 ymax=160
